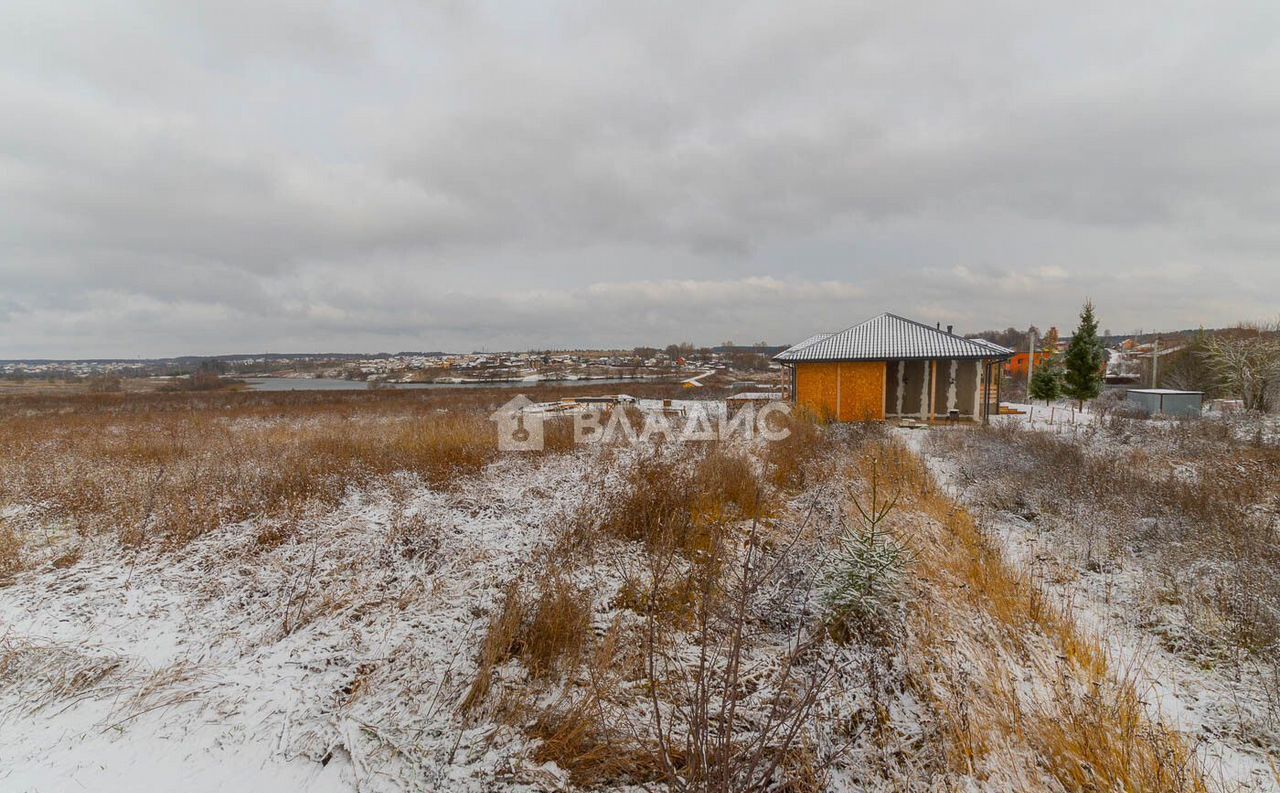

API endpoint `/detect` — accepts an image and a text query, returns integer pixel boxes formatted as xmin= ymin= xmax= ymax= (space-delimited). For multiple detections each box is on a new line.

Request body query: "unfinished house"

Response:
xmin=774 ymin=313 xmax=1014 ymax=423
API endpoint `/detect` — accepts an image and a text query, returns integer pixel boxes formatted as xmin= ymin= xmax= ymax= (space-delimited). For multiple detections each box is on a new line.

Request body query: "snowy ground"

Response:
xmin=8 ymin=399 xmax=1269 ymax=791
xmin=0 ymin=453 xmax=595 ymax=792
xmin=0 ymin=434 xmax=904 ymax=792
xmin=903 ymin=423 xmax=1280 ymax=793
xmin=995 ymin=399 xmax=1280 ymax=446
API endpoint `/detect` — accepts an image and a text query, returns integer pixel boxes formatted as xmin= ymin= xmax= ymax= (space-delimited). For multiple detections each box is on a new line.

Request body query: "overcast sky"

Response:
xmin=2 ymin=1 xmax=1278 ymax=357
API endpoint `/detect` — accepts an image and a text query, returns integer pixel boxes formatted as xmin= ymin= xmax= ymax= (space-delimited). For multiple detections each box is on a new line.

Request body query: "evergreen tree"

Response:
xmin=1028 ymin=355 xmax=1062 ymax=405
xmin=1063 ymin=300 xmax=1106 ymax=409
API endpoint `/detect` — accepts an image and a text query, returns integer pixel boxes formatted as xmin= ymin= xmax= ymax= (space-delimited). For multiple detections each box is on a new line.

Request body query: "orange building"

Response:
xmin=1004 ymin=350 xmax=1054 ymax=377
xmin=774 ymin=313 xmax=1014 ymax=423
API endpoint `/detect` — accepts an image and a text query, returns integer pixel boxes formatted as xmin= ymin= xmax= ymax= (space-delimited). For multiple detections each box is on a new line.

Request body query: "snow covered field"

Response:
xmin=1 ymin=454 xmax=593 ymax=791
xmin=0 ymin=397 xmax=887 ymax=791
xmin=0 ymin=391 xmax=1250 ymax=791
xmin=912 ymin=410 xmax=1280 ymax=792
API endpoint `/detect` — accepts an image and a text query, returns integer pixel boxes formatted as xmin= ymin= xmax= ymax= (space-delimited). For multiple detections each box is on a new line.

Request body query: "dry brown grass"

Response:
xmin=593 ymin=456 xmax=697 ymax=548
xmin=569 ymin=445 xmax=768 ymax=562
xmin=462 ymin=574 xmax=594 ymax=713
xmin=527 ymin=623 xmax=665 ymax=787
xmin=0 ymin=383 xmax=732 ymax=554
xmin=470 ymin=435 xmax=839 ymax=789
xmin=7 ymin=384 xmax=1211 ymax=789
xmin=461 ymin=580 xmax=526 ymax=712
xmin=49 ymin=544 xmax=82 ymax=570
xmin=539 ymin=416 xmax=578 ymax=455
xmin=692 ymin=450 xmax=768 ymax=523
xmin=933 ymin=423 xmax=1280 ymax=659
xmin=764 ymin=407 xmax=828 ymax=491
xmin=0 ymin=638 xmax=127 ymax=713
xmin=869 ymin=439 xmax=1206 ymax=791
xmin=529 ymin=693 xmax=659 ymax=786
xmin=0 ymin=518 xmax=23 ymax=583
xmin=531 ymin=525 xmax=845 ymax=791
xmin=0 ymin=390 xmax=595 ymax=552
xmin=462 ymin=417 xmax=1206 ymax=789
xmin=0 ymin=379 xmax=723 ymax=418
xmin=523 ymin=575 xmax=592 ymax=678
xmin=1029 ymin=675 xmax=1203 ymax=793
xmin=611 ymin=571 xmax=699 ymax=627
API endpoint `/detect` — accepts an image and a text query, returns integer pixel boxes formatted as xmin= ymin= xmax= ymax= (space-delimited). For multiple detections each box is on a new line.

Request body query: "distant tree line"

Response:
xmin=964 ymin=326 xmax=1042 ymax=353
xmin=997 ymin=301 xmax=1280 ymax=413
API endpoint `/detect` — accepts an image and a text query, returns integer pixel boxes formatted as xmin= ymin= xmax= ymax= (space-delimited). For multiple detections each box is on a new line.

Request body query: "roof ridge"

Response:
xmin=773 ymin=312 xmax=1014 ymax=363
xmin=881 ymin=311 xmax=960 ymax=337
xmin=822 ymin=313 xmax=885 ymax=340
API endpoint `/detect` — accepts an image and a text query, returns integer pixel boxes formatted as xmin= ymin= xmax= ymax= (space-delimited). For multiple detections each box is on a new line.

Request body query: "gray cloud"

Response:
xmin=1 ymin=0 xmax=1278 ymax=357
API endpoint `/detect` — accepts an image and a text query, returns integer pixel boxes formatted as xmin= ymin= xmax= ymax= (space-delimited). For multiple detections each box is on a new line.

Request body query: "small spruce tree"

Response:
xmin=1063 ymin=299 xmax=1106 ymax=409
xmin=1028 ymin=355 xmax=1063 ymax=405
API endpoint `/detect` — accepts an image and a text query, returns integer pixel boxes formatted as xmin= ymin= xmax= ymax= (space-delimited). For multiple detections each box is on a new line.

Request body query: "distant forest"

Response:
xmin=966 ymin=325 xmax=1213 ymax=352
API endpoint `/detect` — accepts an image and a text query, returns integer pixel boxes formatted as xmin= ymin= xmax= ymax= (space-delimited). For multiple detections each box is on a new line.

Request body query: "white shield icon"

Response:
xmin=489 ymin=394 xmax=544 ymax=451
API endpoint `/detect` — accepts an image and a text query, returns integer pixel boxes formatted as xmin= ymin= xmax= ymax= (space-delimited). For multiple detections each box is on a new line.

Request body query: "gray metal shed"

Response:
xmin=1126 ymin=388 xmax=1204 ymax=417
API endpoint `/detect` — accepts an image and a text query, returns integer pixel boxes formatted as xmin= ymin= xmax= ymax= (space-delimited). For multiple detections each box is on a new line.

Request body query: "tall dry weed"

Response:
xmin=0 ymin=519 xmax=23 ymax=583
xmin=871 ymin=438 xmax=1205 ymax=791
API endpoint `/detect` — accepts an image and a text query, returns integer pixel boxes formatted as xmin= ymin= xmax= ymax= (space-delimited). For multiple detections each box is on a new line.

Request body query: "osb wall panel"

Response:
xmin=796 ymin=361 xmax=886 ymax=421
xmin=838 ymin=361 xmax=886 ymax=421
xmin=795 ymin=363 xmax=840 ymax=421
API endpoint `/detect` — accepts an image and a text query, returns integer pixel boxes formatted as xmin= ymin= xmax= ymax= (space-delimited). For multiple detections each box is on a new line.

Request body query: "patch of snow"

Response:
xmin=906 ymin=426 xmax=1280 ymax=792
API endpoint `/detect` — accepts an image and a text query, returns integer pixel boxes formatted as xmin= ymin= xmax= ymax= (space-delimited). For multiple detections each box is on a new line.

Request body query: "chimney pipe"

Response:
xmin=947 ymin=324 xmax=953 ymax=334
xmin=936 ymin=322 xmax=940 ymax=329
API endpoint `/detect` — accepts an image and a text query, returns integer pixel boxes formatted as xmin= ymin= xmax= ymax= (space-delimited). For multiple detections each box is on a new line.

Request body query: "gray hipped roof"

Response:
xmin=776 ymin=332 xmax=834 ymax=357
xmin=774 ymin=313 xmax=1014 ymax=363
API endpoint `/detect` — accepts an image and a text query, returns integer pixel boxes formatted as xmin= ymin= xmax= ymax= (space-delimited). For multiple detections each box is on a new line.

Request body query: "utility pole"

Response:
xmin=1151 ymin=336 xmax=1160 ymax=388
xmin=1027 ymin=329 xmax=1038 ymax=395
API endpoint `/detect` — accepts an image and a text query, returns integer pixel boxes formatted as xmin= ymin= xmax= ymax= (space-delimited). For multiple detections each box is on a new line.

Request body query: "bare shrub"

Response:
xmin=1203 ymin=320 xmax=1280 ymax=413
xmin=637 ymin=516 xmax=854 ymax=792
xmin=1093 ymin=387 xmax=1145 ymax=420
xmin=528 ymin=437 xmax=860 ymax=791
